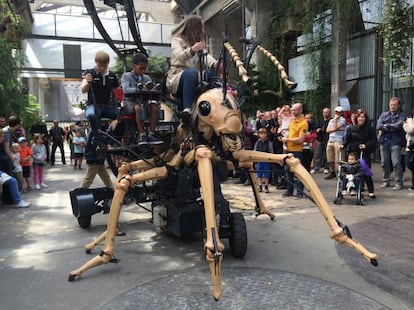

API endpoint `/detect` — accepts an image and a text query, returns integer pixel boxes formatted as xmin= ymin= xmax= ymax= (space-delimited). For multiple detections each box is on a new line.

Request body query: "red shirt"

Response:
xmin=19 ymin=145 xmax=32 ymax=167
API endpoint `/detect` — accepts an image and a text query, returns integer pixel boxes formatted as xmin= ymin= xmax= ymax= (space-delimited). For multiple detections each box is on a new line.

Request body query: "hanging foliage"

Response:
xmin=0 ymin=37 xmax=27 ymax=116
xmin=380 ymin=0 xmax=413 ymax=72
xmin=302 ymin=1 xmax=332 ymax=119
xmin=0 ymin=5 xmax=31 ymax=119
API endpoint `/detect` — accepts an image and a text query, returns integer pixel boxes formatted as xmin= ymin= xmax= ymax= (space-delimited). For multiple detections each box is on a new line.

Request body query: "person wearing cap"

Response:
xmin=325 ymin=106 xmax=346 ymax=179
xmin=0 ymin=169 xmax=31 ymax=208
xmin=17 ymin=136 xmax=33 ymax=191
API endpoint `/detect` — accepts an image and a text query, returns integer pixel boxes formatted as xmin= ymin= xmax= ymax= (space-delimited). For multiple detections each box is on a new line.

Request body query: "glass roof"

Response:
xmin=33 ymin=2 xmax=155 ymax=21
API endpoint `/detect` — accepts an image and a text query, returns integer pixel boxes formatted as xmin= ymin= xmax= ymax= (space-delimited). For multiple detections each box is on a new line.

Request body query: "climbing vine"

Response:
xmin=261 ymin=0 xmax=333 ymax=119
xmin=0 ymin=4 xmax=31 ymax=119
xmin=380 ymin=0 xmax=412 ymax=72
xmin=302 ymin=1 xmax=332 ymax=119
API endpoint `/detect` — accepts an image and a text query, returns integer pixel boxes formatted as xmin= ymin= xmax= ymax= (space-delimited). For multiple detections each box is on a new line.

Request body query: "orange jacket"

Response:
xmin=19 ymin=145 xmax=32 ymax=167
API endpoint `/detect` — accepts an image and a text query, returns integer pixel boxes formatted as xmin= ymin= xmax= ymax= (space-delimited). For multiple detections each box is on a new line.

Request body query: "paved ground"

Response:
xmin=0 ymin=149 xmax=413 ymax=309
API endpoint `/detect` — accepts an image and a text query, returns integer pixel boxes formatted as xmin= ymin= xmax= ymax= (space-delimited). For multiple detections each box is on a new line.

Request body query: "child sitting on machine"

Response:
xmin=340 ymin=152 xmax=364 ymax=196
xmin=121 ymin=53 xmax=161 ymax=145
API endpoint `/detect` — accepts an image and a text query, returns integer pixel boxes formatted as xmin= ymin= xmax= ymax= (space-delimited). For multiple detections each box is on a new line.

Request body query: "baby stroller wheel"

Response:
xmin=356 ymin=198 xmax=364 ymax=205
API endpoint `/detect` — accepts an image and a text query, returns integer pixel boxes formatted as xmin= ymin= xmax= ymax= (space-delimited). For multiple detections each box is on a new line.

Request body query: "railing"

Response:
xmin=31 ymin=12 xmax=175 ymax=45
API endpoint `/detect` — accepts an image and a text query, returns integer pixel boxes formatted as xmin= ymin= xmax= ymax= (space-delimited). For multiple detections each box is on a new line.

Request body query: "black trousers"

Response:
xmin=50 ymin=142 xmax=65 ymax=164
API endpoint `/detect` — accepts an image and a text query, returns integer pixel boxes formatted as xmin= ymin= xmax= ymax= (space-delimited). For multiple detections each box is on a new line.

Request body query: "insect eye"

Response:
xmin=198 ymin=101 xmax=211 ymax=116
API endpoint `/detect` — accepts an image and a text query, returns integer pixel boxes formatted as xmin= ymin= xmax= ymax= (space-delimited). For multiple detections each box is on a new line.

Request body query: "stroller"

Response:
xmin=333 ymin=152 xmax=365 ymax=205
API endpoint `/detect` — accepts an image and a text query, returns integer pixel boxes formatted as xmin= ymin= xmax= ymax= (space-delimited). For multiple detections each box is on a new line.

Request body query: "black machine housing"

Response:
xmin=69 ymin=164 xmax=247 ymax=257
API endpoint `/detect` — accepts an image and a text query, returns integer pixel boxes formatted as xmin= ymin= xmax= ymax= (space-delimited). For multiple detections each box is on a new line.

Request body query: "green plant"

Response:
xmin=380 ymin=0 xmax=412 ymax=72
xmin=0 ymin=4 xmax=31 ymax=120
xmin=112 ymin=53 xmax=169 ymax=83
xmin=259 ymin=0 xmax=332 ymax=119
xmin=0 ymin=37 xmax=26 ymax=117
xmin=0 ymin=7 xmax=29 ymax=48
xmin=20 ymin=94 xmax=42 ymax=137
xmin=302 ymin=2 xmax=332 ymax=119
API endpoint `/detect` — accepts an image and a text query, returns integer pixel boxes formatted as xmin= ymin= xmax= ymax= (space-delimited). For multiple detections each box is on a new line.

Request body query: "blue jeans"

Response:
xmin=85 ymin=104 xmax=119 ymax=143
xmin=176 ymin=68 xmax=218 ymax=110
xmin=176 ymin=68 xmax=199 ymax=110
xmin=3 ymin=176 xmax=21 ymax=204
xmin=380 ymin=143 xmax=403 ymax=185
xmin=285 ymin=151 xmax=304 ymax=195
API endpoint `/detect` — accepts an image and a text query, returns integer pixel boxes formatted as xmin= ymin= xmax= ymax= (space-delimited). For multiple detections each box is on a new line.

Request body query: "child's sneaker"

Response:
xmin=41 ymin=183 xmax=48 ymax=188
xmin=264 ymin=185 xmax=269 ymax=193
xmin=350 ymin=190 xmax=357 ymax=196
xmin=148 ymin=134 xmax=163 ymax=145
xmin=341 ymin=190 xmax=347 ymax=196
xmin=139 ymin=135 xmax=148 ymax=145
xmin=35 ymin=184 xmax=41 ymax=190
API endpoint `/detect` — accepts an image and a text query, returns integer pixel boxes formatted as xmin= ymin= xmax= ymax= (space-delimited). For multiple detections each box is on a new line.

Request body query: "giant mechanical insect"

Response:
xmin=68 ymin=40 xmax=378 ymax=300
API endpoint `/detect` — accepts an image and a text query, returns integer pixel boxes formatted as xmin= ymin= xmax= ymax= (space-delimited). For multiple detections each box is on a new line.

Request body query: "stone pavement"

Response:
xmin=0 ymin=154 xmax=413 ymax=309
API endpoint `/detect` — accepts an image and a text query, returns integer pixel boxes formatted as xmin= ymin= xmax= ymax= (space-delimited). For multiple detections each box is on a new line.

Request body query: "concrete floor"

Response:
xmin=0 ymin=159 xmax=413 ymax=309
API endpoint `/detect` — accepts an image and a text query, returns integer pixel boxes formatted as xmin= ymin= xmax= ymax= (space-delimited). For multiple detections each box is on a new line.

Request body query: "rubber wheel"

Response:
xmin=77 ymin=215 xmax=92 ymax=229
xmin=228 ymin=212 xmax=247 ymax=258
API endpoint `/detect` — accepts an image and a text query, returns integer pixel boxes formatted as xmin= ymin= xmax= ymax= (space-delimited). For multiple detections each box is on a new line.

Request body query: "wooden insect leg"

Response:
xmin=196 ymin=146 xmax=224 ymax=301
xmin=84 ymin=230 xmax=107 ymax=253
xmin=84 ymin=227 xmax=122 ymax=253
xmin=233 ymin=150 xmax=378 ymax=264
xmin=241 ymin=162 xmax=275 ymax=219
xmin=69 ymin=166 xmax=169 ymax=281
xmin=68 ymin=179 xmax=130 ymax=281
xmin=284 ymin=156 xmax=378 ymax=263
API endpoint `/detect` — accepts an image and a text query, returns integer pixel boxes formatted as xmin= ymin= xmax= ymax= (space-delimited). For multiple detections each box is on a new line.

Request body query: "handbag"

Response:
xmin=359 ymin=158 xmax=373 ymax=177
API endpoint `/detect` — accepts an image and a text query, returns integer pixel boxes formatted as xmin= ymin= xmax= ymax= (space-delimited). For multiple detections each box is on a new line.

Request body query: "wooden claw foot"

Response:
xmin=68 ymin=251 xmax=114 ymax=281
xmin=333 ymin=233 xmax=379 ymax=265
xmin=205 ymin=247 xmax=223 ymax=301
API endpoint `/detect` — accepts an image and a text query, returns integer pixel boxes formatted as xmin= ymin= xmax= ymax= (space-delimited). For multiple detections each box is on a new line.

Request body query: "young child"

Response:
xmin=340 ymin=152 xmax=363 ymax=196
xmin=254 ymin=127 xmax=274 ymax=193
xmin=81 ymin=51 xmax=120 ymax=151
xmin=278 ymin=104 xmax=292 ymax=138
xmin=121 ymin=52 xmax=161 ymax=145
xmin=12 ymin=143 xmax=26 ymax=192
xmin=17 ymin=136 xmax=33 ymax=191
xmin=31 ymin=134 xmax=48 ymax=190
xmin=73 ymin=129 xmax=86 ymax=169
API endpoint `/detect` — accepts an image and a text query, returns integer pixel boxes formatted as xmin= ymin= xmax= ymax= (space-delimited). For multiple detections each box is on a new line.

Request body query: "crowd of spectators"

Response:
xmin=239 ymin=97 xmax=414 ymax=198
xmin=0 ymin=114 xmax=93 ymax=209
